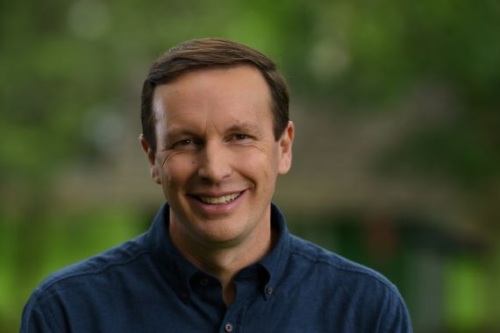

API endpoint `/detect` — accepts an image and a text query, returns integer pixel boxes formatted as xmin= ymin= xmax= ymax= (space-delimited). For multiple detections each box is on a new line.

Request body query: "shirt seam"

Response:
xmin=289 ymin=244 xmax=397 ymax=292
xmin=35 ymin=245 xmax=151 ymax=299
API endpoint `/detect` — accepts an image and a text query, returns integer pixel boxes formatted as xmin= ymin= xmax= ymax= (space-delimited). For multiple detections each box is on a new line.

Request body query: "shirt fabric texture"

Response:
xmin=21 ymin=203 xmax=412 ymax=332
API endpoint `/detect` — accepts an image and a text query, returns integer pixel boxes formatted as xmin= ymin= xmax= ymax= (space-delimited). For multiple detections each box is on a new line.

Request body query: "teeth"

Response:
xmin=199 ymin=193 xmax=240 ymax=204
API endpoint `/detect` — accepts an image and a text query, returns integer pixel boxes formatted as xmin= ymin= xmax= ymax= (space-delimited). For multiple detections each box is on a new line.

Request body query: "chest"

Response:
xmin=69 ymin=282 xmax=360 ymax=333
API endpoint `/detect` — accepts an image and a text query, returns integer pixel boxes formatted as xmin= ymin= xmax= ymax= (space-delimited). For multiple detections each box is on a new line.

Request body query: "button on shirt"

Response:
xmin=21 ymin=203 xmax=413 ymax=332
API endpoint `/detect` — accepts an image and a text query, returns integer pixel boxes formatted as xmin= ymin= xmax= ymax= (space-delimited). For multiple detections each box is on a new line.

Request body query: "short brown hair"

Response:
xmin=141 ymin=38 xmax=290 ymax=152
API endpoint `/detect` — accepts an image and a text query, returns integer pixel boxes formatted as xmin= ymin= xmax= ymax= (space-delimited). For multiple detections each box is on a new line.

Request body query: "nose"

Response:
xmin=197 ymin=141 xmax=232 ymax=183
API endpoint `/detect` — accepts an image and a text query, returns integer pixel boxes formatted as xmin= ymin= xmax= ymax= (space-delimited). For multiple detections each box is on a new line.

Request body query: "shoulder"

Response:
xmin=286 ymin=235 xmax=412 ymax=331
xmin=32 ymin=234 xmax=150 ymax=301
xmin=21 ymin=235 xmax=153 ymax=332
xmin=288 ymin=234 xmax=401 ymax=297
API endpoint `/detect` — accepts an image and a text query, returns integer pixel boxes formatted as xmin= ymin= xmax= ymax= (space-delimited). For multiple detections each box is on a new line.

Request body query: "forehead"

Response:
xmin=152 ymin=65 xmax=273 ymax=124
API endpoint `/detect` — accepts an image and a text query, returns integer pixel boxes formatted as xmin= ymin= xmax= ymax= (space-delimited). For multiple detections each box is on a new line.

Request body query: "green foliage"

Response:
xmin=1 ymin=0 xmax=499 ymax=331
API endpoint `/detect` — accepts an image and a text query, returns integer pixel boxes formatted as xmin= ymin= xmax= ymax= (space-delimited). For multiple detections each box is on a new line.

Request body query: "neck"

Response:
xmin=170 ymin=222 xmax=277 ymax=305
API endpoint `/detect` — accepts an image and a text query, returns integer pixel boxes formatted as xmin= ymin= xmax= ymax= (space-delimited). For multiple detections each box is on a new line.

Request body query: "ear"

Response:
xmin=139 ymin=134 xmax=161 ymax=184
xmin=278 ymin=121 xmax=294 ymax=175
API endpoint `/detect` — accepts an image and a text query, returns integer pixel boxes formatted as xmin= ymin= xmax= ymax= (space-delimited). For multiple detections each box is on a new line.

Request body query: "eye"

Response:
xmin=230 ymin=133 xmax=255 ymax=143
xmin=172 ymin=139 xmax=196 ymax=149
xmin=234 ymin=134 xmax=249 ymax=141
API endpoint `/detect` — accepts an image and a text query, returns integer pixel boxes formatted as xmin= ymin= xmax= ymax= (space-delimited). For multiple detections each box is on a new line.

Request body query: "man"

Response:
xmin=21 ymin=38 xmax=412 ymax=332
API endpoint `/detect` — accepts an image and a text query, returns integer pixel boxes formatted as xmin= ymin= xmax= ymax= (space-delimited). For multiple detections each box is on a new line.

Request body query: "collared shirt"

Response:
xmin=21 ymin=203 xmax=412 ymax=332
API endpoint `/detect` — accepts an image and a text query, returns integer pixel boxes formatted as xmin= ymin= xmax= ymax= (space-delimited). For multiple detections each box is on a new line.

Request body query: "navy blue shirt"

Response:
xmin=21 ymin=203 xmax=412 ymax=332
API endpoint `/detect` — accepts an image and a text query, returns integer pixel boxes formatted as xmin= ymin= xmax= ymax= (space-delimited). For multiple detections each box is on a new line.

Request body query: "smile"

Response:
xmin=197 ymin=192 xmax=242 ymax=205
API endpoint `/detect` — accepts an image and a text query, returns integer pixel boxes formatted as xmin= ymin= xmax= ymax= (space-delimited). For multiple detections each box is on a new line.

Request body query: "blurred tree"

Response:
xmin=1 ymin=0 xmax=500 ymax=331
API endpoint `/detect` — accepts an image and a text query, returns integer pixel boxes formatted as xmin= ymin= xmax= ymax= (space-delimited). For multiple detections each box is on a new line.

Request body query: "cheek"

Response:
xmin=158 ymin=155 xmax=196 ymax=185
xmin=236 ymin=148 xmax=279 ymax=179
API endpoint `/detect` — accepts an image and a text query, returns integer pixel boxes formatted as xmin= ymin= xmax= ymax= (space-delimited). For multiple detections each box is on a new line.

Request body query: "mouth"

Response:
xmin=195 ymin=192 xmax=243 ymax=205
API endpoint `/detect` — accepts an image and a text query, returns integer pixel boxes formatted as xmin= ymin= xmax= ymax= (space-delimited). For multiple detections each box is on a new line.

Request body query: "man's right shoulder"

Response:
xmin=20 ymin=233 xmax=162 ymax=332
xmin=32 ymin=234 xmax=150 ymax=299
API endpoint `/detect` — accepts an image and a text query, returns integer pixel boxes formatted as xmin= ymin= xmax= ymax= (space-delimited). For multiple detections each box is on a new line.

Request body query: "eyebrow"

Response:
xmin=225 ymin=122 xmax=261 ymax=134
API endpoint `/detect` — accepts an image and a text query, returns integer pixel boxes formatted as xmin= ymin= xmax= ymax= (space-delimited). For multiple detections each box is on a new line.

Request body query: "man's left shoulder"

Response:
xmin=288 ymin=234 xmax=399 ymax=294
xmin=286 ymin=234 xmax=413 ymax=331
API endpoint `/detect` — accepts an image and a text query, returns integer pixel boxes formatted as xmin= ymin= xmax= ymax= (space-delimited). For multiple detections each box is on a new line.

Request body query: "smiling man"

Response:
xmin=142 ymin=63 xmax=293 ymax=305
xmin=21 ymin=38 xmax=412 ymax=332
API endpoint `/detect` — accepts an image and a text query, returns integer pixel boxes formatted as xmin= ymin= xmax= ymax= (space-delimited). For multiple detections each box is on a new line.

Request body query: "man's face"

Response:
xmin=142 ymin=65 xmax=294 ymax=251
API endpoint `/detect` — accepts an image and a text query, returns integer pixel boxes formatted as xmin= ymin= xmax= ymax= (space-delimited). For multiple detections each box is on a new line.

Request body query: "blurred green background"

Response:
xmin=1 ymin=0 xmax=499 ymax=332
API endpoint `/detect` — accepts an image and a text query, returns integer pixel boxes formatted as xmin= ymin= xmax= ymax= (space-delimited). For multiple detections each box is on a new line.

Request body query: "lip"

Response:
xmin=188 ymin=190 xmax=246 ymax=216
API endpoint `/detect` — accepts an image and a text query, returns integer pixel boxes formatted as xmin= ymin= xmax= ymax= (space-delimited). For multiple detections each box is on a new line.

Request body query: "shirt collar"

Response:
xmin=145 ymin=203 xmax=198 ymax=302
xmin=144 ymin=202 xmax=291 ymax=301
xmin=258 ymin=203 xmax=290 ymax=296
